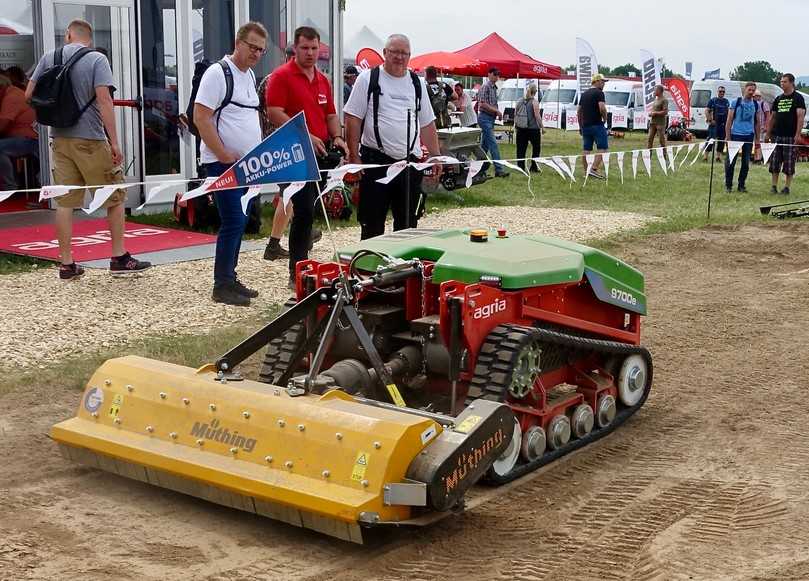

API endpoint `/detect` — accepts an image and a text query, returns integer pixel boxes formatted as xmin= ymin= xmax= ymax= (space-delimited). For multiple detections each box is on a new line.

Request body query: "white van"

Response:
xmin=539 ymin=79 xmax=579 ymax=128
xmin=603 ymin=80 xmax=643 ymax=128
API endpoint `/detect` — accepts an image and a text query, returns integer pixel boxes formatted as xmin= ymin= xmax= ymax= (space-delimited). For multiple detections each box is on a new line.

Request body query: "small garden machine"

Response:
xmin=52 ymin=228 xmax=652 ymax=543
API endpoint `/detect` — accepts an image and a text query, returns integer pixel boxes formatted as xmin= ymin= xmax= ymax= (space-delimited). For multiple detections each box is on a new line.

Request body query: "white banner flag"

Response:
xmin=376 ymin=160 xmax=408 ymax=185
xmin=551 ymin=156 xmax=575 ymax=181
xmin=616 ymin=151 xmax=625 ymax=183
xmin=411 ymin=156 xmax=460 ymax=171
xmin=240 ymin=186 xmax=263 ymax=215
xmin=692 ymin=139 xmax=713 ymax=166
xmin=83 ymin=184 xmax=128 ymax=215
xmin=602 ymin=152 xmax=611 ymax=181
xmin=680 ymin=143 xmax=696 ymax=168
xmin=138 ymin=180 xmax=186 ymax=210
xmin=39 ymin=185 xmax=73 ymax=201
xmin=583 ymin=154 xmax=596 ymax=186
xmin=565 ymin=107 xmax=580 ymax=132
xmin=567 ymin=155 xmax=579 ymax=180
xmin=641 ymin=149 xmax=652 ymax=177
xmin=611 ymin=108 xmax=629 ymax=129
xmin=495 ymin=159 xmax=528 ymax=177
xmin=576 ymin=37 xmax=599 ymax=95
xmin=640 ymin=48 xmax=661 ymax=114
xmin=667 ymin=146 xmax=677 ymax=171
xmin=282 ymin=181 xmax=307 ymax=208
xmin=0 ymin=190 xmax=17 ymax=203
xmin=632 ymin=150 xmax=639 ymax=179
xmin=180 ymin=177 xmax=216 ymax=202
xmin=761 ymin=142 xmax=777 ymax=164
xmin=327 ymin=163 xmax=381 ymax=179
xmin=726 ymin=141 xmax=743 ymax=165
xmin=466 ymin=161 xmax=485 ymax=188
xmin=536 ymin=157 xmax=568 ymax=180
xmin=654 ymin=147 xmax=668 ymax=175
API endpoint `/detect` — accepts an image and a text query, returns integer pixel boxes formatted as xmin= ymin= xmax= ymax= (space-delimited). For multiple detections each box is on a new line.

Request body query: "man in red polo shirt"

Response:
xmin=264 ymin=26 xmax=347 ymax=288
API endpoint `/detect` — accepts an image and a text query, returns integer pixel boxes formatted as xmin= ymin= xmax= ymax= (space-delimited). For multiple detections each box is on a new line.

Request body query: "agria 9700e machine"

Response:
xmin=52 ymin=228 xmax=652 ymax=543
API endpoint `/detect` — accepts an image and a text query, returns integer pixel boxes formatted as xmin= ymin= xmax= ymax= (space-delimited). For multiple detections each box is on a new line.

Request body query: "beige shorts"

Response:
xmin=52 ymin=137 xmax=127 ymax=209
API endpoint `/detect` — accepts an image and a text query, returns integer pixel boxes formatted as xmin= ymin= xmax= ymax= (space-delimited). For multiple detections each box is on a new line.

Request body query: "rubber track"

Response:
xmin=257 ymin=299 xmax=305 ymax=386
xmin=468 ymin=324 xmax=653 ymax=485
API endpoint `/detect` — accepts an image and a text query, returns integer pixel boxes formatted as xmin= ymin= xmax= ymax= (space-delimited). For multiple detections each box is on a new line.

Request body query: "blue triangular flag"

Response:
xmin=207 ymin=112 xmax=319 ymax=192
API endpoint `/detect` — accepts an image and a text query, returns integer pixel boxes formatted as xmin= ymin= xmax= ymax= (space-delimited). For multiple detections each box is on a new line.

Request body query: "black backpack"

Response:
xmin=185 ymin=59 xmax=258 ymax=138
xmin=30 ymin=46 xmax=96 ymax=128
xmin=364 ymin=66 xmax=422 ymax=155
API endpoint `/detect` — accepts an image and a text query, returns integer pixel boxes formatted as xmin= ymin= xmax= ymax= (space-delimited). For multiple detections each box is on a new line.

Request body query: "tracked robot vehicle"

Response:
xmin=52 ymin=228 xmax=652 ymax=543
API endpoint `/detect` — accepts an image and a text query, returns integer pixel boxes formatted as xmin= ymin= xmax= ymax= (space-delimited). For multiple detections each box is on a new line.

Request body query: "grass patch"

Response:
xmin=1 ymin=312 xmax=278 ymax=399
xmin=0 ymin=253 xmax=51 ymax=275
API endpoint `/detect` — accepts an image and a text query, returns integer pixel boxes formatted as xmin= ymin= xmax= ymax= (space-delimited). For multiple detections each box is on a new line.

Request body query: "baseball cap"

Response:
xmin=591 ymin=73 xmax=605 ymax=83
xmin=344 ymin=65 xmax=359 ymax=76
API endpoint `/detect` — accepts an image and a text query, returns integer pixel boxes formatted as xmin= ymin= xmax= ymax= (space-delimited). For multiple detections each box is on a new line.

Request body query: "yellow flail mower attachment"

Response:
xmin=52 ymin=352 xmax=512 ymax=543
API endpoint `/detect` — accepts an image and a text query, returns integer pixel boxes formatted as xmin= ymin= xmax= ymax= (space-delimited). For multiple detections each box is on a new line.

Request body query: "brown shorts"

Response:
xmin=52 ymin=137 xmax=127 ymax=209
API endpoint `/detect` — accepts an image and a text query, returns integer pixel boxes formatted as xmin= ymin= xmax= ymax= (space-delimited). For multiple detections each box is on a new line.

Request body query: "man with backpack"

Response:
xmin=344 ymin=34 xmax=442 ymax=240
xmin=193 ymin=21 xmax=265 ymax=305
xmin=424 ymin=66 xmax=456 ymax=130
xmin=25 ymin=19 xmax=151 ymax=280
xmin=724 ymin=82 xmax=760 ymax=193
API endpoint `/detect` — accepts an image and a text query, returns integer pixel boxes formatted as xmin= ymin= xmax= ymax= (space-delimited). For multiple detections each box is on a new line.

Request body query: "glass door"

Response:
xmin=40 ymin=0 xmax=142 ymax=205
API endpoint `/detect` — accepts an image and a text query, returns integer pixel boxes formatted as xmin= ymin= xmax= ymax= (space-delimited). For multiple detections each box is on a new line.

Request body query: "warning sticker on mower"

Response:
xmin=454 ymin=415 xmax=482 ymax=434
xmin=108 ymin=394 xmax=124 ymax=418
xmin=351 ymin=451 xmax=369 ymax=482
xmin=84 ymin=387 xmax=104 ymax=414
xmin=420 ymin=424 xmax=437 ymax=445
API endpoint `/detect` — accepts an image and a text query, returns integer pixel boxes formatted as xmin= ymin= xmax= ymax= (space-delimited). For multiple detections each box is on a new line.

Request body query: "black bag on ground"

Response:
xmin=30 ymin=47 xmax=96 ymax=128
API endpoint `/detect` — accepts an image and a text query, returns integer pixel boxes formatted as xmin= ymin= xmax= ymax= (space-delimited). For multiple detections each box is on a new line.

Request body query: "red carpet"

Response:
xmin=0 ymin=218 xmax=217 ymax=261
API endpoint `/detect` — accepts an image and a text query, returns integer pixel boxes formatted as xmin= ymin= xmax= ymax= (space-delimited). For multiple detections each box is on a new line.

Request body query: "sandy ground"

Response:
xmin=2 ymin=221 xmax=809 ymax=581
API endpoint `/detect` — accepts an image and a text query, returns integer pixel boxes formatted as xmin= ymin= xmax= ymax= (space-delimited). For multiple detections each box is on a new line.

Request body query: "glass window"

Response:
xmin=691 ymin=89 xmax=711 ymax=108
xmin=604 ymin=91 xmax=630 ymax=106
xmin=192 ymin=0 xmax=234 ymax=63
xmin=294 ymin=0 xmax=332 ymax=76
xmin=0 ymin=0 xmax=35 ymax=82
xmin=541 ymin=89 xmax=576 ymax=104
xmin=141 ymin=0 xmax=180 ymax=175
xmin=249 ymin=0 xmax=286 ymax=82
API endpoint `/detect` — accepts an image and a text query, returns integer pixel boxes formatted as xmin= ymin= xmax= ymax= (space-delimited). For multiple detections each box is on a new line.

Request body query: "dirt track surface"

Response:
xmin=2 ymin=221 xmax=808 ymax=581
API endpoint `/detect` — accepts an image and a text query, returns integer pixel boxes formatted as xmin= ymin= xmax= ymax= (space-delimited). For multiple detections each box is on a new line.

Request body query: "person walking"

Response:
xmin=453 ymin=83 xmax=477 ymax=127
xmin=767 ymin=73 xmax=806 ymax=195
xmin=647 ymin=85 xmax=669 ymax=156
xmin=476 ymin=67 xmax=509 ymax=178
xmin=514 ymin=83 xmax=543 ymax=173
xmin=424 ymin=66 xmax=456 ymax=130
xmin=264 ymin=26 xmax=347 ymax=288
xmin=194 ymin=22 xmax=266 ymax=305
xmin=25 ymin=19 xmax=151 ymax=280
xmin=344 ymin=34 xmax=442 ymax=239
xmin=577 ymin=73 xmax=608 ymax=178
xmin=724 ymin=82 xmax=759 ymax=193
xmin=343 ymin=64 xmax=358 ymax=104
xmin=704 ymin=86 xmax=729 ymax=161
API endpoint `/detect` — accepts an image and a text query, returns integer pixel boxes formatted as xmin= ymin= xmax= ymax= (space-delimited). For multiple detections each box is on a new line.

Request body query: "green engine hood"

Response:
xmin=336 ymin=229 xmax=646 ymax=315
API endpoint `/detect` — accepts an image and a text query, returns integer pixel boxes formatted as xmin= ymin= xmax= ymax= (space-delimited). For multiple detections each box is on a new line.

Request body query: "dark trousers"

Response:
xmin=204 ymin=161 xmax=252 ymax=286
xmin=358 ymin=147 xmax=423 ymax=240
xmin=515 ymin=128 xmax=541 ymax=171
xmin=725 ymin=134 xmax=754 ymax=189
xmin=707 ymin=123 xmax=727 ymax=153
xmin=287 ymin=180 xmax=318 ymax=277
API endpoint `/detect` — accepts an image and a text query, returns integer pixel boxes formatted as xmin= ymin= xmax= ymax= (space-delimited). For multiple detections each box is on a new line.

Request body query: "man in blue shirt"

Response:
xmin=704 ymin=86 xmax=730 ymax=161
xmin=724 ymin=82 xmax=760 ymax=193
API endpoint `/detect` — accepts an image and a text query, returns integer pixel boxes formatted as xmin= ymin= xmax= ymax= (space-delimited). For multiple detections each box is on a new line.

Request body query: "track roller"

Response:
xmin=547 ymin=414 xmax=571 ymax=450
xmin=618 ymin=354 xmax=648 ymax=407
xmin=596 ymin=394 xmax=616 ymax=428
xmin=520 ymin=426 xmax=546 ymax=462
xmin=571 ymin=404 xmax=594 ymax=438
xmin=489 ymin=417 xmax=522 ymax=478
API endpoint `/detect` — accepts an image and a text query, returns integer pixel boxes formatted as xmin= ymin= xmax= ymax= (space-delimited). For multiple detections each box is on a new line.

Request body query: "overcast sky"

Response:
xmin=345 ymin=0 xmax=807 ymax=79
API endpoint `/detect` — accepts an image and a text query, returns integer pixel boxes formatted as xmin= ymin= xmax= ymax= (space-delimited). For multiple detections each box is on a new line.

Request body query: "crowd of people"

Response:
xmin=14 ymin=18 xmax=809 ymax=306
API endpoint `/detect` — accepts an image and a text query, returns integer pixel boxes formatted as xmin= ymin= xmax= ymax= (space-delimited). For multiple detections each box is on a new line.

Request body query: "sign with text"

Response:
xmin=542 ymin=108 xmax=561 ymax=129
xmin=611 ymin=107 xmax=629 ymax=129
xmin=640 ymin=49 xmax=661 ymax=114
xmin=576 ymin=37 xmax=599 ymax=95
xmin=633 ymin=110 xmax=648 ymax=130
xmin=565 ymin=107 xmax=580 ymax=132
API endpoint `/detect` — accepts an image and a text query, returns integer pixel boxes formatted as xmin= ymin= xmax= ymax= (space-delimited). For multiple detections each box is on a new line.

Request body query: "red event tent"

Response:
xmin=454 ymin=32 xmax=561 ymax=79
xmin=408 ymin=51 xmax=488 ymax=76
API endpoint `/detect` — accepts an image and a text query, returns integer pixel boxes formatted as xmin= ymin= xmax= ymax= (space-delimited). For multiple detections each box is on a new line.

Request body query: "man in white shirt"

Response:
xmin=344 ymin=34 xmax=441 ymax=240
xmin=194 ymin=22 xmax=265 ymax=306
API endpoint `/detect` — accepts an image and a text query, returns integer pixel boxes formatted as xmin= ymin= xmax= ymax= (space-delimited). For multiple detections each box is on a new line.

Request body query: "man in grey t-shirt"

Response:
xmin=26 ymin=18 xmax=150 ymax=279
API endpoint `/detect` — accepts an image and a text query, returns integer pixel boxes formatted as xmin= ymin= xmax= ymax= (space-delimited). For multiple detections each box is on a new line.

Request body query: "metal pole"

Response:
xmin=405 ymin=108 xmax=412 ymax=229
xmin=707 ymin=145 xmax=715 ymax=221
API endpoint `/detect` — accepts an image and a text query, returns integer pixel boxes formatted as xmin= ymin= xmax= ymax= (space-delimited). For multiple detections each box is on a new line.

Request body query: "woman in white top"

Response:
xmin=453 ymin=83 xmax=478 ymax=128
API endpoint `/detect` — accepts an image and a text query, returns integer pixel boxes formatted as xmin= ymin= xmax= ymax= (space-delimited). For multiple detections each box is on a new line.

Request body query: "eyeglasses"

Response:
xmin=241 ymin=39 xmax=267 ymax=55
xmin=385 ymin=49 xmax=410 ymax=58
